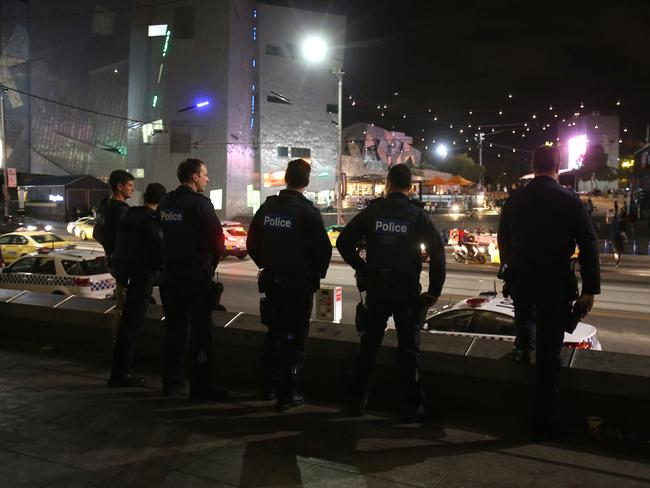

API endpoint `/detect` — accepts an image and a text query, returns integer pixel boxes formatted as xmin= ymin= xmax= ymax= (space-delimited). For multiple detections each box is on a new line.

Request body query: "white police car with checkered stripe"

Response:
xmin=0 ymin=247 xmax=115 ymax=299
xmin=424 ymin=292 xmax=602 ymax=350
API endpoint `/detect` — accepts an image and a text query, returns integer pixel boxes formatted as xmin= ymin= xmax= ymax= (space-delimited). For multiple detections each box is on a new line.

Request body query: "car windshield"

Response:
xmin=31 ymin=234 xmax=65 ymax=244
xmin=225 ymin=227 xmax=247 ymax=237
xmin=61 ymin=257 xmax=108 ymax=276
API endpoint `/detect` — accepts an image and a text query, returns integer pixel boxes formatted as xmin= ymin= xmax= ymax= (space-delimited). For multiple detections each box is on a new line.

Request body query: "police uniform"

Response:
xmin=247 ymin=189 xmax=331 ymax=406
xmin=108 ymin=206 xmax=163 ymax=384
xmin=336 ymin=193 xmax=446 ymax=417
xmin=497 ymin=175 xmax=600 ymax=433
xmin=157 ymin=185 xmax=225 ymax=398
xmin=94 ymin=197 xmax=130 ymax=265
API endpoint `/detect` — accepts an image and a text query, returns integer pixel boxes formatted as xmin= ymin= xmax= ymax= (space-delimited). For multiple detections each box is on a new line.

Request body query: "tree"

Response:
xmin=430 ymin=153 xmax=485 ymax=182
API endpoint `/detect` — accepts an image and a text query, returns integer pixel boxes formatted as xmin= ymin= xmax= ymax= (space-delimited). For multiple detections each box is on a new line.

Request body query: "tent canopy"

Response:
xmin=445 ymin=175 xmax=474 ymax=186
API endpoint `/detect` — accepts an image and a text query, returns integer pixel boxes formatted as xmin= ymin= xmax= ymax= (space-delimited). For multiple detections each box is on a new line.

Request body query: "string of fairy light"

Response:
xmin=342 ymin=91 xmax=634 ymax=159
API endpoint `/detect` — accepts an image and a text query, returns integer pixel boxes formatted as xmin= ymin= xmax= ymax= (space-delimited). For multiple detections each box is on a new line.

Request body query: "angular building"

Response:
xmin=1 ymin=0 xmax=345 ymax=219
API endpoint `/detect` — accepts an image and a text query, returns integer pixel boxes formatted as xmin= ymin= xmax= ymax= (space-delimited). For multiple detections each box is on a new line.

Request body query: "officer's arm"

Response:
xmin=147 ymin=217 xmax=164 ymax=269
xmin=497 ymin=198 xmax=512 ymax=265
xmin=246 ymin=205 xmax=265 ymax=268
xmin=420 ymin=212 xmax=446 ymax=296
xmin=336 ymin=211 xmax=368 ymax=274
xmin=199 ymin=198 xmax=224 ymax=266
xmin=575 ymin=199 xmax=601 ymax=295
xmin=309 ymin=209 xmax=332 ymax=279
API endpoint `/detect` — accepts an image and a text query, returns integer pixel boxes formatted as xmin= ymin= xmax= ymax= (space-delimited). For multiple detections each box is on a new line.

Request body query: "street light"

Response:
xmin=435 ymin=143 xmax=449 ymax=159
xmin=301 ymin=36 xmax=344 ymax=226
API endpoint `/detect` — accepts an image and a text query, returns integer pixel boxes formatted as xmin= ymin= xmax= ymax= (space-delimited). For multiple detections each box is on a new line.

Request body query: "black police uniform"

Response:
xmin=336 ymin=193 xmax=446 ymax=415
xmin=108 ymin=206 xmax=164 ymax=384
xmin=94 ymin=197 xmax=130 ymax=267
xmin=497 ymin=175 xmax=600 ymax=433
xmin=247 ymin=189 xmax=332 ymax=405
xmin=157 ymin=185 xmax=225 ymax=398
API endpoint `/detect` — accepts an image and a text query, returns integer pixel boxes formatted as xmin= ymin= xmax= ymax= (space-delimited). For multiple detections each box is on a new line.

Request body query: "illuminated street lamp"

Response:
xmin=435 ymin=143 xmax=449 ymax=159
xmin=302 ymin=36 xmax=344 ymax=225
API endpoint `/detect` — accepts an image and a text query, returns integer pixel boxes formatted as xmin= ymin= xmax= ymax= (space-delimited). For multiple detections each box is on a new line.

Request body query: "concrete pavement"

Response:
xmin=1 ymin=345 xmax=650 ymax=488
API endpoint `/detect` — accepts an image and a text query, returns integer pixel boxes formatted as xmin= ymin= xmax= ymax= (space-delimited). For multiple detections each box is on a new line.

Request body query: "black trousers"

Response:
xmin=161 ymin=278 xmax=214 ymax=394
xmin=262 ymin=283 xmax=314 ymax=396
xmin=351 ymin=290 xmax=423 ymax=410
xmin=109 ymin=271 xmax=154 ymax=379
xmin=513 ymin=297 xmax=570 ymax=427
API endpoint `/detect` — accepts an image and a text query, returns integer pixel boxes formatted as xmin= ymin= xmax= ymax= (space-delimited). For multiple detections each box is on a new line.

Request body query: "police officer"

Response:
xmin=337 ymin=164 xmax=446 ymax=423
xmin=94 ymin=170 xmax=135 ymax=268
xmin=158 ymin=159 xmax=227 ymax=401
xmin=247 ymin=159 xmax=331 ymax=411
xmin=107 ymin=183 xmax=166 ymax=388
xmin=498 ymin=145 xmax=600 ymax=440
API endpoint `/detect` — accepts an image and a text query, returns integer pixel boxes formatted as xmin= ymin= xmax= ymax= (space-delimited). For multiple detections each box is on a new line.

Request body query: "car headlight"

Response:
xmin=27 ymin=225 xmax=36 ymax=231
xmin=451 ymin=204 xmax=460 ymax=213
xmin=44 ymin=225 xmax=52 ymax=231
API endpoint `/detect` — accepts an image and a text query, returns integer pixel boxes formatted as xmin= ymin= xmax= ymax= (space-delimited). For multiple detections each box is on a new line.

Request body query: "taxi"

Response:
xmin=0 ymin=248 xmax=115 ymax=299
xmin=67 ymin=216 xmax=93 ymax=235
xmin=487 ymin=241 xmax=579 ymax=265
xmin=0 ymin=232 xmax=70 ymax=265
xmin=73 ymin=219 xmax=95 ymax=240
xmin=222 ymin=221 xmax=248 ymax=259
xmin=326 ymin=225 xmax=345 ymax=247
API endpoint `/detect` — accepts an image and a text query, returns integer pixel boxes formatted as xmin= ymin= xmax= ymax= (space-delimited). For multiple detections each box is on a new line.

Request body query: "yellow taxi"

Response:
xmin=0 ymin=231 xmax=71 ymax=265
xmin=326 ymin=225 xmax=345 ymax=247
xmin=488 ymin=241 xmax=579 ymax=265
xmin=73 ymin=218 xmax=95 ymax=240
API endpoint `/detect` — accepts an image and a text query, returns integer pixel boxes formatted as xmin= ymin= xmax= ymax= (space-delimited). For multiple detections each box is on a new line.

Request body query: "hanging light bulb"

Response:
xmin=549 ymin=105 xmax=553 ymax=110
xmin=498 ymin=110 xmax=503 ymax=115
xmin=616 ymin=100 xmax=621 ymax=106
xmin=508 ymin=93 xmax=513 ymax=98
xmin=580 ymin=102 xmax=585 ymax=109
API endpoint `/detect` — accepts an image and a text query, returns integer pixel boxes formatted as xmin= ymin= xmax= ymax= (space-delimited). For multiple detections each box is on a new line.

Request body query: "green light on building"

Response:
xmin=318 ymin=172 xmax=329 ymax=177
xmin=152 ymin=95 xmax=158 ymax=108
xmin=162 ymin=30 xmax=171 ymax=57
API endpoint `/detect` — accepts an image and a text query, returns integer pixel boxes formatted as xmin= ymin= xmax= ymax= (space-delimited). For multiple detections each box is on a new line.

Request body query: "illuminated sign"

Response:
xmin=568 ymin=134 xmax=587 ymax=170
xmin=263 ymin=171 xmax=285 ymax=187
xmin=148 ymin=24 xmax=168 ymax=37
xmin=48 ymin=194 xmax=64 ymax=202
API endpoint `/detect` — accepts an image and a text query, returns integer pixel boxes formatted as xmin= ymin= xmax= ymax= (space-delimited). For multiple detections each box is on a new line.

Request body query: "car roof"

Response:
xmin=450 ymin=293 xmax=515 ymax=313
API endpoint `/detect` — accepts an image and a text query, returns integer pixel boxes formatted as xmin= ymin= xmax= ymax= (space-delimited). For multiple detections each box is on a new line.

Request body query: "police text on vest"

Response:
xmin=375 ymin=219 xmax=409 ymax=234
xmin=264 ymin=215 xmax=293 ymax=229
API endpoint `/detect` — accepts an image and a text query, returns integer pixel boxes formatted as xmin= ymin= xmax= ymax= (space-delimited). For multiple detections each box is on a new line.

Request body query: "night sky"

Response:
xmin=267 ymin=0 xmax=650 ymax=162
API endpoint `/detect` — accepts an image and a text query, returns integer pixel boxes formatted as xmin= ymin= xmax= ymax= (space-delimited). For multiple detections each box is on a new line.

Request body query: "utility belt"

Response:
xmin=366 ymin=268 xmax=420 ymax=298
xmin=257 ymin=268 xmax=317 ymax=294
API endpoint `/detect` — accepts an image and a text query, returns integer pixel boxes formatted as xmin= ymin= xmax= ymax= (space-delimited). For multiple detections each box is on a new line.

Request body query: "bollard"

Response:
xmin=633 ymin=240 xmax=638 ymax=255
xmin=603 ymin=240 xmax=610 ymax=254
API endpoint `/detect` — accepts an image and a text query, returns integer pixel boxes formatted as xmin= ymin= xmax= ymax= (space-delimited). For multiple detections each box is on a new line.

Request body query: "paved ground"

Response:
xmin=1 ymin=345 xmax=649 ymax=487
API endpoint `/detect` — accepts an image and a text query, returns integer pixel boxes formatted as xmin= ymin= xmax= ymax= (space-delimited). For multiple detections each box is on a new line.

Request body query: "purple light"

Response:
xmin=568 ymin=134 xmax=587 ymax=170
xmin=196 ymin=101 xmax=210 ymax=108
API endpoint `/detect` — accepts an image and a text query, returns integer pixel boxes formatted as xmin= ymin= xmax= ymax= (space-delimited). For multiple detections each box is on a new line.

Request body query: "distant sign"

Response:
xmin=7 ymin=168 xmax=17 ymax=187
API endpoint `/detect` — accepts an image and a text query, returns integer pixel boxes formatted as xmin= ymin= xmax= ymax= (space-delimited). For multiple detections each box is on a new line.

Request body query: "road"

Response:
xmin=51 ymin=225 xmax=650 ymax=356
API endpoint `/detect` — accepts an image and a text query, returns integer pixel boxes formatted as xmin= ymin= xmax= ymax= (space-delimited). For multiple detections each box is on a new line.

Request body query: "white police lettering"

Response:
xmin=375 ymin=219 xmax=409 ymax=234
xmin=263 ymin=214 xmax=293 ymax=229
xmin=160 ymin=210 xmax=183 ymax=222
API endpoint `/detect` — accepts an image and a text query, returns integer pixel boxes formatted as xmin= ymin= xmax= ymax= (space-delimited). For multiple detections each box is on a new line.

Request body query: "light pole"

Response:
xmin=301 ymin=36 xmax=344 ymax=225
xmin=0 ymin=87 xmax=8 ymax=218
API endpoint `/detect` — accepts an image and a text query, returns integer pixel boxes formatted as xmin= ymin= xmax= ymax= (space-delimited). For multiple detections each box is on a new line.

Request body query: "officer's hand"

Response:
xmin=575 ymin=293 xmax=595 ymax=316
xmin=420 ymin=293 xmax=438 ymax=307
xmin=354 ymin=270 xmax=368 ymax=292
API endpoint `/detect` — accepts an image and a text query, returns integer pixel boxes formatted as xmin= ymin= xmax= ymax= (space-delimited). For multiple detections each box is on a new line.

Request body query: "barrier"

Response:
xmin=1 ymin=290 xmax=650 ymax=432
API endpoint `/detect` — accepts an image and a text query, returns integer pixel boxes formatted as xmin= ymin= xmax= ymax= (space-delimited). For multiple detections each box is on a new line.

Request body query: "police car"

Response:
xmin=424 ymin=292 xmax=602 ymax=350
xmin=0 ymin=248 xmax=116 ymax=299
xmin=222 ymin=221 xmax=248 ymax=259
xmin=0 ymin=231 xmax=71 ymax=265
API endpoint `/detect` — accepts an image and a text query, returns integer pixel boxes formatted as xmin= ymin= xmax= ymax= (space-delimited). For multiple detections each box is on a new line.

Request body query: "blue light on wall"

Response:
xmin=196 ymin=101 xmax=210 ymax=108
xmin=252 ymin=59 xmax=256 ymax=68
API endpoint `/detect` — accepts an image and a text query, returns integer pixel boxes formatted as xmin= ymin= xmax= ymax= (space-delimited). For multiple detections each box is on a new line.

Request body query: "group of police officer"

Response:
xmin=97 ymin=146 xmax=599 ymax=436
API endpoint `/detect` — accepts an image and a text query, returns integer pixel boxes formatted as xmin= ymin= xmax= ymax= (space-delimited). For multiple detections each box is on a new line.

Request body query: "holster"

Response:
xmin=208 ymin=281 xmax=225 ymax=311
xmin=260 ymin=296 xmax=275 ymax=326
xmin=355 ymin=300 xmax=368 ymax=334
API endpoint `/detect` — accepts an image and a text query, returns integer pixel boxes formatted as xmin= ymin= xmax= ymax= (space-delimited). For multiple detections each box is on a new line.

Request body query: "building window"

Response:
xmin=277 ymin=146 xmax=289 ymax=157
xmin=173 ymin=6 xmax=195 ymax=39
xmin=291 ymin=147 xmax=311 ymax=158
xmin=326 ymin=104 xmax=339 ymax=114
xmin=285 ymin=43 xmax=298 ymax=59
xmin=267 ymin=91 xmax=291 ymax=105
xmin=265 ymin=44 xmax=285 ymax=57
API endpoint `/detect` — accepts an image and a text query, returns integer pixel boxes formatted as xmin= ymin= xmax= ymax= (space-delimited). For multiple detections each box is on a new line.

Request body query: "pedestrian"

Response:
xmin=497 ymin=146 xmax=600 ymax=441
xmin=94 ymin=170 xmax=135 ymax=335
xmin=611 ymin=211 xmax=625 ymax=267
xmin=157 ymin=159 xmax=228 ymax=402
xmin=336 ymin=164 xmax=446 ymax=423
xmin=107 ymin=183 xmax=167 ymax=388
xmin=247 ymin=159 xmax=332 ymax=411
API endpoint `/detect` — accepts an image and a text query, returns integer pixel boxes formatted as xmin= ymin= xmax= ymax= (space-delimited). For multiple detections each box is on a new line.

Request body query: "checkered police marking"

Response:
xmin=0 ymin=273 xmax=74 ymax=286
xmin=90 ymin=279 xmax=115 ymax=291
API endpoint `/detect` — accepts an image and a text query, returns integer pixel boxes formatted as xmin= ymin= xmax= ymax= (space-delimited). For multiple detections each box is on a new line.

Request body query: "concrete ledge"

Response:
xmin=1 ymin=290 xmax=650 ymax=430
